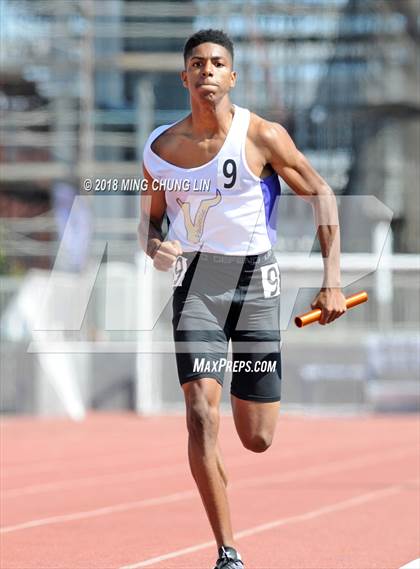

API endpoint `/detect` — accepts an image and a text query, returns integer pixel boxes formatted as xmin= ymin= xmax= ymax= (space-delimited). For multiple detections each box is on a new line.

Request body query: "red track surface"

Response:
xmin=1 ymin=412 xmax=419 ymax=569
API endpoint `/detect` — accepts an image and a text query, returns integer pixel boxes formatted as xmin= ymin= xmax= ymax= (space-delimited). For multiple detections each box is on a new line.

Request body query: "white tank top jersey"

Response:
xmin=142 ymin=104 xmax=281 ymax=255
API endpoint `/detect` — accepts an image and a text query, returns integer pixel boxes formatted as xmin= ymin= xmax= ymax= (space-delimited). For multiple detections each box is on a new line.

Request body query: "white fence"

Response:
xmin=1 ymin=254 xmax=419 ymax=417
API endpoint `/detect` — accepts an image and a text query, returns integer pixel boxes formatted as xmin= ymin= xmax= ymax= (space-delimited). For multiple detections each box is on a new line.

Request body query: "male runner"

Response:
xmin=139 ymin=29 xmax=346 ymax=569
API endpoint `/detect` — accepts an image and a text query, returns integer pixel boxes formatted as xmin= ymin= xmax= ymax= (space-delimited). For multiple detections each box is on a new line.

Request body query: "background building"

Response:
xmin=0 ymin=0 xmax=419 ymax=417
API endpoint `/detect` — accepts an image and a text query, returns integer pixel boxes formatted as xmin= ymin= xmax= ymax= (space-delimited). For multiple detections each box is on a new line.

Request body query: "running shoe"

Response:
xmin=213 ymin=546 xmax=244 ymax=569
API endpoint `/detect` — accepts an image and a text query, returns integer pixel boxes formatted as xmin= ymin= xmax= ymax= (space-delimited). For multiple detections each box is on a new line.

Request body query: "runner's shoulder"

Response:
xmin=150 ymin=117 xmax=191 ymax=159
xmin=248 ymin=112 xmax=289 ymax=149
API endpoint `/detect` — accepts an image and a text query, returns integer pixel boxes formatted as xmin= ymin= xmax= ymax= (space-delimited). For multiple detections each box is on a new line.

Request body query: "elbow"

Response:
xmin=310 ymin=184 xmax=337 ymax=209
xmin=313 ymin=184 xmax=334 ymax=197
xmin=311 ymin=186 xmax=339 ymax=225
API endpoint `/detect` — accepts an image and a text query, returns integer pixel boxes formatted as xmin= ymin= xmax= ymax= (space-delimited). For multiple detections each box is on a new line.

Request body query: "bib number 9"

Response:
xmin=223 ymin=159 xmax=237 ymax=189
xmin=261 ymin=263 xmax=281 ymax=298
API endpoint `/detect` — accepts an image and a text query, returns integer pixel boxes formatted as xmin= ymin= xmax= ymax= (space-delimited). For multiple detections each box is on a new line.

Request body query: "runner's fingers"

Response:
xmin=319 ymin=309 xmax=328 ymax=325
xmin=326 ymin=306 xmax=346 ymax=324
xmin=154 ymin=251 xmax=177 ymax=271
xmin=320 ymin=307 xmax=336 ymax=324
xmin=172 ymin=240 xmax=183 ymax=256
xmin=326 ymin=309 xmax=338 ymax=324
xmin=157 ymin=241 xmax=181 ymax=258
xmin=162 ymin=244 xmax=178 ymax=257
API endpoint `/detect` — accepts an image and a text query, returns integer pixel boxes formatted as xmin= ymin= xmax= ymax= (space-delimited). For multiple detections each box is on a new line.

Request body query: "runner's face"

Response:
xmin=182 ymin=42 xmax=236 ymax=102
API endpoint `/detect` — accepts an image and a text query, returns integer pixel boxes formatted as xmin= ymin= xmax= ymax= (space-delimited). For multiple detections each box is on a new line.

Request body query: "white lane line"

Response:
xmin=399 ymin=560 xmax=420 ymax=569
xmin=1 ymin=445 xmax=303 ymax=498
xmin=3 ymin=435 xmax=417 ymax=500
xmin=121 ymin=539 xmax=215 ymax=569
xmin=0 ymin=444 xmax=182 ymax=479
xmin=0 ymin=490 xmax=196 ymax=534
xmin=0 ymin=445 xmax=417 ymax=535
xmin=233 ymin=446 xmax=418 ymax=492
xmin=1 ymin=463 xmax=188 ymax=498
xmin=1 ymin=439 xmax=354 ymax=499
xmin=120 ymin=479 xmax=418 ymax=568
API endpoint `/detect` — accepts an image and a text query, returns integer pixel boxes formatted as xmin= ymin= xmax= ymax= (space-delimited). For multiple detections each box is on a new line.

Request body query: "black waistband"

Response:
xmin=183 ymin=250 xmax=274 ymax=266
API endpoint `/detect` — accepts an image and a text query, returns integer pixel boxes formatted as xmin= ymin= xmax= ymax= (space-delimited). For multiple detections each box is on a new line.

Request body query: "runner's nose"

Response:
xmin=201 ymin=61 xmax=213 ymax=77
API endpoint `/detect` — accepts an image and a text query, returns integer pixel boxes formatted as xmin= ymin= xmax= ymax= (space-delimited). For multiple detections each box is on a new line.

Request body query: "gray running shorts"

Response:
xmin=172 ymin=249 xmax=281 ymax=403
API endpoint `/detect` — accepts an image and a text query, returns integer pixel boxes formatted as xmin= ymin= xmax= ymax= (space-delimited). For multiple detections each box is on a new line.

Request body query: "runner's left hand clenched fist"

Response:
xmin=153 ymin=239 xmax=183 ymax=271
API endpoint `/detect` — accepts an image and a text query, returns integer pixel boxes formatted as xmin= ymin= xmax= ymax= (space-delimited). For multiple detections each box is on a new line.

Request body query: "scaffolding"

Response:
xmin=0 ymin=0 xmax=419 ymax=267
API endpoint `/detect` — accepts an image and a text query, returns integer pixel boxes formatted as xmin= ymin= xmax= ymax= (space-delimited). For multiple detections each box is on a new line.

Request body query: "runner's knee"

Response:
xmin=242 ymin=432 xmax=272 ymax=453
xmin=186 ymin=398 xmax=219 ymax=442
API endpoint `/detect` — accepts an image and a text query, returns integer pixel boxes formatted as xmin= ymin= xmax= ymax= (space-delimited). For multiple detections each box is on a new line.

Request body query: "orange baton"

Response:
xmin=294 ymin=291 xmax=368 ymax=328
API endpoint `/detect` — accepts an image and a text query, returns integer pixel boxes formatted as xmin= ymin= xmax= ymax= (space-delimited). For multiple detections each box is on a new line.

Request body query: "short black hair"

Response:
xmin=183 ymin=29 xmax=234 ymax=64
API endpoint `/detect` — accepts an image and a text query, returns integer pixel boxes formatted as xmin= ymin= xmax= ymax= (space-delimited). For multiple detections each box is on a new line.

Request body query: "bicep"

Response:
xmin=263 ymin=123 xmax=329 ymax=199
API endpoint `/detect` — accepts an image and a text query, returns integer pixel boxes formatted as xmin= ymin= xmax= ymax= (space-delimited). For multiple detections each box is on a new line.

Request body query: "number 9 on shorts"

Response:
xmin=261 ymin=263 xmax=281 ymax=298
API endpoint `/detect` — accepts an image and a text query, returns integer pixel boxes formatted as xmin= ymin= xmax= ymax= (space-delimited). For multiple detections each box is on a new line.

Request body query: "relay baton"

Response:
xmin=295 ymin=291 xmax=368 ymax=328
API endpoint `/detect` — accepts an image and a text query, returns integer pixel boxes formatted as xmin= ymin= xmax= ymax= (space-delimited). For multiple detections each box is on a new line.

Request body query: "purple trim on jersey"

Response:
xmin=260 ymin=173 xmax=281 ymax=244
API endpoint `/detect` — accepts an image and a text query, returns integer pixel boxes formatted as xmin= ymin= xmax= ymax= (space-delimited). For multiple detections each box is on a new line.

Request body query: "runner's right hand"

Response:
xmin=153 ymin=240 xmax=183 ymax=271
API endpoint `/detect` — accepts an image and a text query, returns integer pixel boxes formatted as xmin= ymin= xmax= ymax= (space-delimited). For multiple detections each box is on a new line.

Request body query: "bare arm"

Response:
xmin=138 ymin=166 xmax=182 ymax=270
xmin=138 ymin=166 xmax=165 ymax=257
xmin=257 ymin=120 xmax=346 ymax=324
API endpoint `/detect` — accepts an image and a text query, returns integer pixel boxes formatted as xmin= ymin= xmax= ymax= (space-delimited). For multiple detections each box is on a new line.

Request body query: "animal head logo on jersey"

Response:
xmin=176 ymin=190 xmax=222 ymax=244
